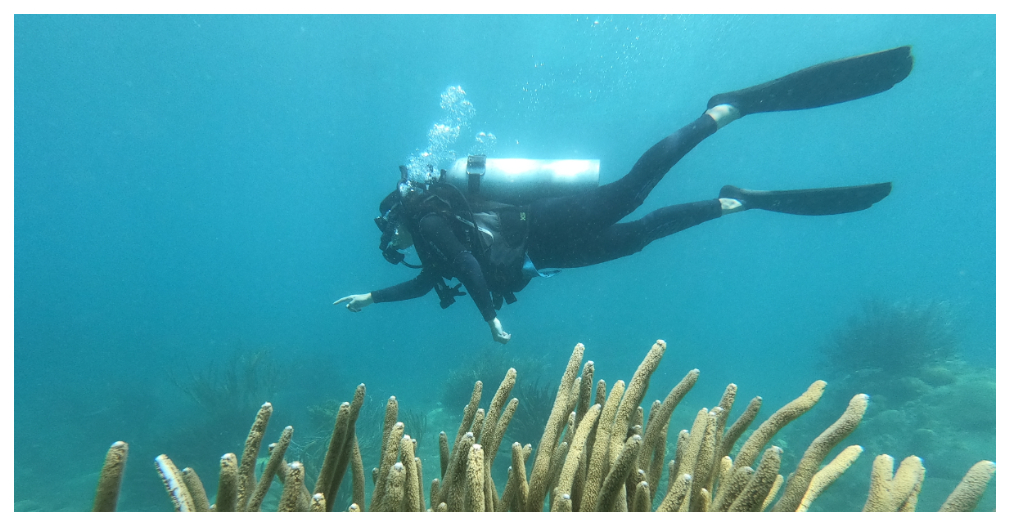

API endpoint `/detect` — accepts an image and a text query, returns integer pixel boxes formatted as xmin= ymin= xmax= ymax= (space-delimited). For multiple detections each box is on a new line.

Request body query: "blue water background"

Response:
xmin=14 ymin=15 xmax=995 ymax=511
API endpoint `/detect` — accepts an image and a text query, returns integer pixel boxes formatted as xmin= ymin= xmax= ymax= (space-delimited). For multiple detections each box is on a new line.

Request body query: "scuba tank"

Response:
xmin=442 ymin=154 xmax=599 ymax=205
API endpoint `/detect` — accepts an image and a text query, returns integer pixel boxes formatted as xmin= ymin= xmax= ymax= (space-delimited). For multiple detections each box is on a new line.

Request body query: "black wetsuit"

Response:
xmin=370 ymin=115 xmax=722 ymax=321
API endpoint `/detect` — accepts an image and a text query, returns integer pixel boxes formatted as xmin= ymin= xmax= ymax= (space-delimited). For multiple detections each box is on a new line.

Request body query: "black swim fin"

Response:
xmin=708 ymin=46 xmax=913 ymax=116
xmin=719 ymin=183 xmax=892 ymax=216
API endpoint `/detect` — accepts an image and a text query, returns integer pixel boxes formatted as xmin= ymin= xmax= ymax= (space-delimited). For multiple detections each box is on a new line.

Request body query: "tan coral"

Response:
xmin=703 ymin=383 xmax=736 ymax=493
xmin=728 ymin=446 xmax=782 ymax=512
xmin=889 ymin=455 xmax=925 ymax=512
xmin=380 ymin=396 xmax=399 ymax=460
xmin=526 ymin=343 xmax=584 ymax=511
xmin=574 ymin=361 xmax=595 ymax=430
xmin=484 ymin=397 xmax=518 ymax=471
xmin=632 ymin=481 xmax=651 ymax=512
xmin=711 ymin=466 xmax=753 ymax=512
xmin=248 ymin=425 xmax=292 ymax=512
xmin=555 ymin=493 xmax=573 ymax=512
xmin=444 ymin=432 xmax=475 ymax=511
xmin=312 ymin=399 xmax=350 ymax=506
xmin=718 ymin=396 xmax=762 ymax=462
xmin=277 ymin=461 xmax=305 ymax=512
xmin=92 ymin=441 xmax=128 ymax=512
xmin=796 ymin=444 xmax=863 ymax=512
xmin=862 ymin=454 xmax=895 ymax=512
xmin=655 ymin=472 xmax=692 ymax=512
xmin=641 ymin=369 xmax=699 ymax=492
xmin=552 ymin=404 xmax=602 ymax=509
xmin=471 ymin=408 xmax=486 ymax=443
xmin=370 ymin=421 xmax=405 ymax=511
xmin=939 ymin=460 xmax=996 ymax=512
xmin=580 ymin=379 xmax=625 ymax=511
xmin=400 ymin=436 xmax=421 ymax=512
xmin=414 ymin=457 xmax=426 ymax=512
xmin=772 ymin=393 xmax=868 ymax=512
xmin=382 ymin=462 xmax=406 ymax=512
xmin=609 ymin=341 xmax=666 ymax=468
xmin=480 ymin=368 xmax=516 ymax=446
xmin=734 ymin=381 xmax=825 ymax=470
xmin=100 ymin=340 xmax=994 ymax=513
xmin=594 ymin=434 xmax=643 ymax=511
xmin=438 ymin=431 xmax=450 ymax=479
xmin=274 ymin=460 xmax=311 ymax=510
xmin=214 ymin=453 xmax=238 ymax=512
xmin=761 ymin=474 xmax=784 ymax=512
xmin=466 ymin=444 xmax=485 ymax=511
xmin=502 ymin=441 xmax=530 ymax=511
xmin=689 ymin=408 xmax=721 ymax=511
xmin=675 ymin=407 xmax=710 ymax=510
xmin=455 ymin=382 xmax=483 ymax=447
xmin=351 ymin=436 xmax=365 ymax=511
xmin=321 ymin=383 xmax=366 ymax=511
xmin=236 ymin=402 xmax=272 ymax=512
xmin=181 ymin=467 xmax=210 ymax=512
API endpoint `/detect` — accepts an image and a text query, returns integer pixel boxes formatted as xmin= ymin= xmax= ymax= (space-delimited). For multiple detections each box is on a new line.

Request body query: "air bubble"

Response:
xmin=404 ymin=86 xmax=495 ymax=183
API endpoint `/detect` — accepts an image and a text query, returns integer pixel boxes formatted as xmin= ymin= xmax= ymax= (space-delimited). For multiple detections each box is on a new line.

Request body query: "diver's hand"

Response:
xmin=335 ymin=293 xmax=373 ymax=312
xmin=489 ymin=317 xmax=511 ymax=344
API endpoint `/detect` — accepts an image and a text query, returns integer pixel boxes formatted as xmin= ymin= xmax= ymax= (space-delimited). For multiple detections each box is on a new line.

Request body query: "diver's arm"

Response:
xmin=488 ymin=317 xmax=511 ymax=344
xmin=418 ymin=214 xmax=498 ymax=323
xmin=368 ymin=268 xmax=438 ymax=303
xmin=336 ymin=268 xmax=437 ymax=312
xmin=335 ymin=293 xmax=373 ymax=312
xmin=447 ymin=247 xmax=512 ymax=343
xmin=448 ymin=251 xmax=498 ymax=321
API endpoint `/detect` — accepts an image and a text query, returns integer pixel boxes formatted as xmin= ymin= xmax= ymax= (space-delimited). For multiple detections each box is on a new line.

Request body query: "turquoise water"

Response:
xmin=14 ymin=15 xmax=995 ymax=512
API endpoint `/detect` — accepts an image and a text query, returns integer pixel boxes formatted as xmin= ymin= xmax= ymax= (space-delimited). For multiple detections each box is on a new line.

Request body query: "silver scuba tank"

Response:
xmin=443 ymin=155 xmax=599 ymax=205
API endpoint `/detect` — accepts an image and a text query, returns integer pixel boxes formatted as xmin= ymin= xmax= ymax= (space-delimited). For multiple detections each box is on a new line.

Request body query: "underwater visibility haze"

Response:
xmin=13 ymin=15 xmax=995 ymax=511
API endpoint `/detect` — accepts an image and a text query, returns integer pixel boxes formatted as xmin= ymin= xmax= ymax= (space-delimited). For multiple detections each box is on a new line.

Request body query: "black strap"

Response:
xmin=434 ymin=278 xmax=467 ymax=309
xmin=491 ymin=290 xmax=518 ymax=310
xmin=466 ymin=155 xmax=486 ymax=195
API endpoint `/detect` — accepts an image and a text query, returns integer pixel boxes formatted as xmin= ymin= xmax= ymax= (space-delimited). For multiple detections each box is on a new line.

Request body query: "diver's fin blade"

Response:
xmin=720 ymin=182 xmax=892 ymax=216
xmin=708 ymin=46 xmax=913 ymax=115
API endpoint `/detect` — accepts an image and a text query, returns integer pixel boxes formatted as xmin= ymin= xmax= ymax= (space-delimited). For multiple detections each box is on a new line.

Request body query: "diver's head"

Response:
xmin=375 ymin=189 xmax=405 ymax=264
xmin=390 ymin=224 xmax=413 ymax=250
xmin=375 ymin=165 xmax=425 ymax=265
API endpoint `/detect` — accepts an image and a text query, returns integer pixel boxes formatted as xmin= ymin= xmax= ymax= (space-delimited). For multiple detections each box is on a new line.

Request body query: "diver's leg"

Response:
xmin=529 ymin=114 xmax=721 ymax=247
xmin=531 ymin=200 xmax=724 ymax=269
xmin=708 ymin=46 xmax=913 ymax=115
xmin=528 ymin=46 xmax=912 ymax=261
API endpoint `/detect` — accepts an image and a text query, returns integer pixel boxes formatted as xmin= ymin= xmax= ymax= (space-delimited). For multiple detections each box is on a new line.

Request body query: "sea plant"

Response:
xmin=168 ymin=345 xmax=287 ymax=432
xmin=821 ymin=298 xmax=959 ymax=376
xmin=440 ymin=347 xmax=549 ymax=414
xmin=505 ymin=378 xmax=557 ymax=448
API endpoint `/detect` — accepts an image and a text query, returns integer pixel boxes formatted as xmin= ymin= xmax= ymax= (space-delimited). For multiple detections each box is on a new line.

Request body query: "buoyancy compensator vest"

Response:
xmin=405 ymin=182 xmax=533 ymax=309
xmin=438 ymin=154 xmax=599 ymax=306
xmin=382 ymin=155 xmax=597 ymax=310
xmin=467 ymin=203 xmax=532 ymax=308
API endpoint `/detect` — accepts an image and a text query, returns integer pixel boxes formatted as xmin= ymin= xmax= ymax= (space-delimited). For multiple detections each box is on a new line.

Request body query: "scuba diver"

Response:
xmin=335 ymin=46 xmax=914 ymax=344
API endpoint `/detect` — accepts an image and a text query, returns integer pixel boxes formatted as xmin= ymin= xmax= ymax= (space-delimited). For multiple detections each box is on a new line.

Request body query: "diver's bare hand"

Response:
xmin=335 ymin=293 xmax=373 ymax=312
xmin=489 ymin=317 xmax=511 ymax=344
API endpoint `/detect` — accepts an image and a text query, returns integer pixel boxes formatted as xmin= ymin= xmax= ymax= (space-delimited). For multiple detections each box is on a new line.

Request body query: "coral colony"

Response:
xmin=93 ymin=341 xmax=994 ymax=512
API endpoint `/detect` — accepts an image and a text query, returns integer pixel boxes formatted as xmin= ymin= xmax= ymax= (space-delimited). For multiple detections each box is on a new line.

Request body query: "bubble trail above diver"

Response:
xmin=405 ymin=86 xmax=479 ymax=185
